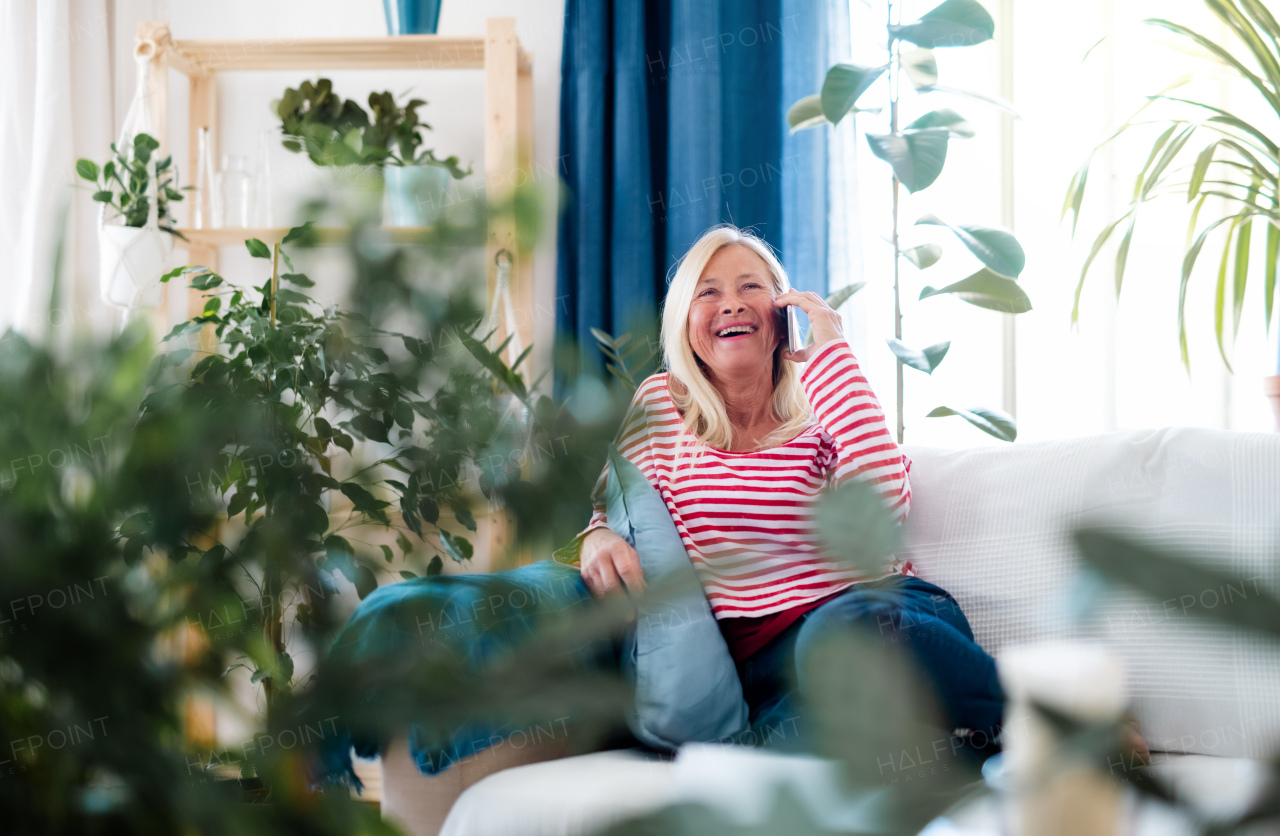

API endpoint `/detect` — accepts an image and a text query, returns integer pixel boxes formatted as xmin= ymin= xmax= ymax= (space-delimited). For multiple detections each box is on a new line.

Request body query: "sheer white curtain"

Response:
xmin=0 ymin=0 xmax=115 ymax=342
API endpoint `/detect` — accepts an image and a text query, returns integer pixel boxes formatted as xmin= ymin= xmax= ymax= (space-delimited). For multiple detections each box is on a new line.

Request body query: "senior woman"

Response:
xmin=560 ymin=225 xmax=1004 ymax=754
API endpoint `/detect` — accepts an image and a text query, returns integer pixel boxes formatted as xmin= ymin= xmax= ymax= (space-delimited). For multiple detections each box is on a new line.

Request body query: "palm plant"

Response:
xmin=789 ymin=0 xmax=1028 ymax=443
xmin=1066 ymin=0 xmax=1280 ymax=374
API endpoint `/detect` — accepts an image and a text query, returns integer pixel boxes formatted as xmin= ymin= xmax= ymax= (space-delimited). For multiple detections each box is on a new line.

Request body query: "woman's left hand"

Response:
xmin=774 ymin=291 xmax=844 ymax=363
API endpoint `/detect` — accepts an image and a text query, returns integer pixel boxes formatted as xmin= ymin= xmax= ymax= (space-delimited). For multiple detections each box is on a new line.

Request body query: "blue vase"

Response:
xmin=382 ymin=0 xmax=442 ymax=35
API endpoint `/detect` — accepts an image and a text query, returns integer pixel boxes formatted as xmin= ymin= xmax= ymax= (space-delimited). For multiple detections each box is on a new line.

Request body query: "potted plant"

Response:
xmin=1065 ymin=0 xmax=1280 ymax=429
xmin=140 ymin=222 xmax=528 ymax=715
xmin=273 ymin=78 xmax=469 ymax=225
xmin=788 ymin=0 xmax=1028 ymax=443
xmin=76 ymin=132 xmax=187 ymax=310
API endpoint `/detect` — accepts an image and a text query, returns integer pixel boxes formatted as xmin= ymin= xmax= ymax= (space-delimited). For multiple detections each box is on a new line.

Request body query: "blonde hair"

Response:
xmin=661 ymin=224 xmax=814 ymax=452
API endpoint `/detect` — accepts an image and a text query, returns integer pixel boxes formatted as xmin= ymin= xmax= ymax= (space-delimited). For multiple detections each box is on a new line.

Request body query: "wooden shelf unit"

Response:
xmin=176 ymin=226 xmax=443 ymax=247
xmin=136 ymin=19 xmax=534 ymax=357
xmin=133 ymin=21 xmax=538 ymax=748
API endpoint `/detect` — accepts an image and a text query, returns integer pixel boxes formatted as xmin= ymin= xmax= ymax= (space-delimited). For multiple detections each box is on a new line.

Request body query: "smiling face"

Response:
xmin=686 ymin=243 xmax=783 ymax=381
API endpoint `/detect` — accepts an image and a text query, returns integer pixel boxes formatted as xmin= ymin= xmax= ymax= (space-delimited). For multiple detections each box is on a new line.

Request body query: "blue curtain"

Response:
xmin=556 ymin=0 xmax=850 ymax=377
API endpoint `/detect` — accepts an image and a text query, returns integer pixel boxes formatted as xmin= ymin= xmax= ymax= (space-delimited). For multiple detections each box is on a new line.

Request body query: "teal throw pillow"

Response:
xmin=604 ymin=445 xmax=749 ymax=749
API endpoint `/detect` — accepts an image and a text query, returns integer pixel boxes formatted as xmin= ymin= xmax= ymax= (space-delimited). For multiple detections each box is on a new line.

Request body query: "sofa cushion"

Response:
xmin=604 ymin=445 xmax=749 ymax=749
xmin=900 ymin=427 xmax=1280 ymax=759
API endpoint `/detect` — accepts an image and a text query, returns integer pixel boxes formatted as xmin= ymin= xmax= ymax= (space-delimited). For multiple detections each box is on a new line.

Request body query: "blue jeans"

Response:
xmin=736 ymin=575 xmax=1003 ymax=759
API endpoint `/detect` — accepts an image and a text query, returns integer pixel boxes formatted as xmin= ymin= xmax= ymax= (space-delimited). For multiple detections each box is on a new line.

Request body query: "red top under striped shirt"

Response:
xmin=565 ymin=339 xmax=914 ymax=639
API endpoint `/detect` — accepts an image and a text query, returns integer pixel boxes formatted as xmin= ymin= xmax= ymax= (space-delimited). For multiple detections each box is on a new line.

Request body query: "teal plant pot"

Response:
xmin=385 ymin=165 xmax=451 ymax=227
xmin=382 ymin=0 xmax=442 ymax=35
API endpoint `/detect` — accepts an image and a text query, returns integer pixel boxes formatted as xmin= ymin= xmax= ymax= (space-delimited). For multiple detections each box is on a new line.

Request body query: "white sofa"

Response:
xmin=380 ymin=427 xmax=1280 ymax=835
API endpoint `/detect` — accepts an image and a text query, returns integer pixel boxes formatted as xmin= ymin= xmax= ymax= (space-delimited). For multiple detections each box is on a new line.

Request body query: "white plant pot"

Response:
xmin=385 ymin=165 xmax=451 ymax=226
xmin=98 ymin=224 xmax=174 ymax=309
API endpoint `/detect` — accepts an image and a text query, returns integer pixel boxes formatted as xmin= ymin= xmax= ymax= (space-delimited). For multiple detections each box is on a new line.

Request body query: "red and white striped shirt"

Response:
xmin=574 ymin=339 xmax=914 ymax=620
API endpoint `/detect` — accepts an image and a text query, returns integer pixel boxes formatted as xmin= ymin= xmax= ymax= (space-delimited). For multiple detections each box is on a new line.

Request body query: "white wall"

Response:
xmin=111 ymin=0 xmax=566 ymax=381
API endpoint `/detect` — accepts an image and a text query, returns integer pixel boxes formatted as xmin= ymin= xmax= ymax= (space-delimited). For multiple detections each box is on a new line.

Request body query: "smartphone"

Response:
xmin=786 ymin=305 xmax=802 ymax=354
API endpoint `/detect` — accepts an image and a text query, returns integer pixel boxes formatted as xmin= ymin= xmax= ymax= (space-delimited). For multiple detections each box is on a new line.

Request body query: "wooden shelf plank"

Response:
xmin=175 ymin=226 xmax=439 ymax=247
xmin=168 ymin=35 xmax=505 ymax=73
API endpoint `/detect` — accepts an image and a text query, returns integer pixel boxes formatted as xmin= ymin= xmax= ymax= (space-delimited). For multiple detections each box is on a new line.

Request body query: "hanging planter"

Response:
xmin=97 ymin=215 xmax=174 ymax=309
xmin=77 ymin=38 xmax=184 ymax=313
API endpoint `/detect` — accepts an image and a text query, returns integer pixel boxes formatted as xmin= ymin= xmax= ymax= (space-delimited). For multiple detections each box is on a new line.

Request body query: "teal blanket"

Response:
xmin=318 ymin=560 xmax=616 ymax=784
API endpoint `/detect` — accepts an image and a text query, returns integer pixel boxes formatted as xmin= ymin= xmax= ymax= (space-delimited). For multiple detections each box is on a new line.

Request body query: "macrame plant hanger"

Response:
xmin=98 ymin=36 xmax=173 ymax=321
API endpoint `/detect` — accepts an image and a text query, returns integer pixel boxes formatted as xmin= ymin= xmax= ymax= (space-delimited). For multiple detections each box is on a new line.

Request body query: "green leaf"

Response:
xmin=426 ymin=556 xmax=443 ymax=576
xmin=885 ymin=338 xmax=951 ymax=374
xmin=1072 ymin=209 xmax=1134 ymax=325
xmin=281 ymin=272 xmax=315 ymax=288
xmin=190 ymin=272 xmax=223 ymax=291
xmin=904 ymin=243 xmax=943 ymax=269
xmin=458 ymin=330 xmax=528 ymax=401
xmin=901 ymin=48 xmax=938 ymax=88
xmin=890 ymin=0 xmax=995 ymax=48
xmin=245 ymin=238 xmax=272 ymax=259
xmin=341 ymin=482 xmax=390 ymax=513
xmin=380 ymin=544 xmax=394 ymax=564
xmin=1073 ymin=526 xmax=1280 ymax=640
xmin=906 ymin=108 xmax=975 ymax=138
xmin=159 ymin=265 xmax=186 ymax=283
xmin=1188 ymin=140 xmax=1219 ymax=201
xmin=916 ymin=214 xmax=1025 ymax=277
xmin=278 ymin=651 xmax=294 ymax=686
xmin=355 ymin=565 xmax=378 ymax=599
xmin=451 ymin=499 xmax=477 ymax=532
xmin=226 ymin=491 xmax=248 ymax=517
xmin=277 ymin=288 xmax=312 ymax=305
xmin=1214 ymin=217 xmax=1241 ymax=373
xmin=399 ymin=570 xmax=419 ymax=580
xmin=1064 ymin=152 xmax=1093 ymax=236
xmin=120 ymin=511 xmax=151 ymax=539
xmin=920 ymin=267 xmax=1032 ymax=313
xmin=1131 ymin=124 xmax=1179 ymax=202
xmin=816 ymin=478 xmax=903 ymax=576
xmin=824 ymin=282 xmax=866 ymax=312
xmin=786 ymin=94 xmax=828 ymax=132
xmin=1265 ymin=216 xmax=1278 ymax=334
xmin=282 ymin=221 xmax=314 ymax=244
xmin=821 ymin=63 xmax=888 ymax=124
xmin=92 ymin=190 xmax=113 ymax=203
xmin=396 ymin=530 xmax=413 ymax=555
xmin=1232 ymin=206 xmax=1255 ymax=340
xmin=1114 ymin=216 xmax=1137 ymax=298
xmin=419 ymin=497 xmax=439 ymax=525
xmin=440 ymin=530 xmax=474 ymax=563
xmin=250 ymin=668 xmax=269 ymax=685
xmin=866 ymin=130 xmax=950 ymax=193
xmin=926 ymin=405 xmax=1017 ymax=441
xmin=1180 ymin=213 xmax=1244 ymax=371
xmin=76 ymin=159 xmax=99 ymax=181
xmin=203 ymin=296 xmax=222 ymax=316
xmin=161 ymin=320 xmax=204 ymax=341
xmin=349 ymin=413 xmax=389 ymax=443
